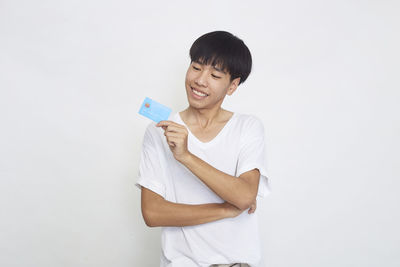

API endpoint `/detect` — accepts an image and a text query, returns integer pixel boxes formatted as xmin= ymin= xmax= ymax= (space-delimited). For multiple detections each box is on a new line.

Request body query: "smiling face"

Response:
xmin=185 ymin=60 xmax=240 ymax=110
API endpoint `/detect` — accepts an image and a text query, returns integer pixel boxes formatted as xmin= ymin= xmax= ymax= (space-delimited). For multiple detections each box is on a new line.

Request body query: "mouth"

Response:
xmin=190 ymin=87 xmax=209 ymax=99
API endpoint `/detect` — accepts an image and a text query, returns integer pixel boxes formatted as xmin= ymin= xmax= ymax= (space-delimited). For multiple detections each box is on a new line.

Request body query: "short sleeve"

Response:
xmin=236 ymin=117 xmax=271 ymax=198
xmin=135 ymin=123 xmax=166 ymax=198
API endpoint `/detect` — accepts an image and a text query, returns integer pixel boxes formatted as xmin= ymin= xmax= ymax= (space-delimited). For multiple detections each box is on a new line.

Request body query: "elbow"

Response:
xmin=143 ymin=213 xmax=158 ymax=227
xmin=143 ymin=215 xmax=156 ymax=227
xmin=235 ymin=195 xmax=256 ymax=211
xmin=235 ymin=200 xmax=251 ymax=211
xmin=141 ymin=208 xmax=159 ymax=227
xmin=145 ymin=220 xmax=157 ymax=228
xmin=141 ymin=188 xmax=165 ymax=227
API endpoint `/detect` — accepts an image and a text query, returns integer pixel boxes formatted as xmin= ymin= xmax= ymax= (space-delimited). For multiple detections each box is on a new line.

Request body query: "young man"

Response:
xmin=136 ymin=31 xmax=270 ymax=267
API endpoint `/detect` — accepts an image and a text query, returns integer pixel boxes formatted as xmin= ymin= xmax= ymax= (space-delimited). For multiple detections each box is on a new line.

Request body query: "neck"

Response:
xmin=182 ymin=106 xmax=226 ymax=129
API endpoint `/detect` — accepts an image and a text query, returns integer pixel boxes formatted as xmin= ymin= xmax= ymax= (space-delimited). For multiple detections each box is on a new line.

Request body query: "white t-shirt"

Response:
xmin=136 ymin=112 xmax=270 ymax=267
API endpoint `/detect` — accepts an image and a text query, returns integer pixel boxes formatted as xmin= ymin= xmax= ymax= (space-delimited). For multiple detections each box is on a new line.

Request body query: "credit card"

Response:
xmin=138 ymin=97 xmax=172 ymax=123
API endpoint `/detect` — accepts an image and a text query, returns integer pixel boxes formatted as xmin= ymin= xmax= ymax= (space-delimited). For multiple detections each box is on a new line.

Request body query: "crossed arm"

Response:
xmin=140 ymin=120 xmax=260 ymax=227
xmin=141 ymin=155 xmax=260 ymax=227
xmin=142 ymin=187 xmax=238 ymax=227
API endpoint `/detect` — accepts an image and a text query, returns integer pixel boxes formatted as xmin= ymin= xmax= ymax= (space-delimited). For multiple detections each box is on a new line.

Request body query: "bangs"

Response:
xmin=192 ymin=55 xmax=229 ymax=73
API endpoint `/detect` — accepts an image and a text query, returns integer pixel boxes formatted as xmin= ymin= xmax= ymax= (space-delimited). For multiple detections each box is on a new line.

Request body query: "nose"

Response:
xmin=194 ymin=70 xmax=208 ymax=87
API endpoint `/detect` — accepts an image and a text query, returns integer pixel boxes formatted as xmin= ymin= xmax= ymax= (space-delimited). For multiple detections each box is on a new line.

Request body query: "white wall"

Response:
xmin=1 ymin=1 xmax=399 ymax=266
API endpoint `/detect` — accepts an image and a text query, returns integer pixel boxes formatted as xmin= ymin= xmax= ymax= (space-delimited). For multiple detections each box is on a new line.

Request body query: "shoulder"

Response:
xmin=143 ymin=112 xmax=181 ymax=146
xmin=143 ymin=121 xmax=165 ymax=147
xmin=234 ymin=112 xmax=265 ymax=132
xmin=231 ymin=113 xmax=266 ymax=146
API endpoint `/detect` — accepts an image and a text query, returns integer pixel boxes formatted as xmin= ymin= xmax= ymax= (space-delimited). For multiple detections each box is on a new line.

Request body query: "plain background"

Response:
xmin=1 ymin=0 xmax=399 ymax=266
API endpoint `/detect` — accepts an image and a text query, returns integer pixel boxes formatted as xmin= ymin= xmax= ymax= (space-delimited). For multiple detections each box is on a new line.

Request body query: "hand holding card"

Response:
xmin=138 ymin=97 xmax=172 ymax=123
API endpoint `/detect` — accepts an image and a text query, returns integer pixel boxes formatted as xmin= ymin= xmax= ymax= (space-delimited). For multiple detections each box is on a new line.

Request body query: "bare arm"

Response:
xmin=141 ymin=187 xmax=242 ymax=227
xmin=180 ymin=153 xmax=260 ymax=210
xmin=156 ymin=121 xmax=260 ymax=211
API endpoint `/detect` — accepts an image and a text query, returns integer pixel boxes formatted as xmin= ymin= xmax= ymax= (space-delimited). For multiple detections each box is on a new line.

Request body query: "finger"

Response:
xmin=248 ymin=205 xmax=255 ymax=214
xmin=156 ymin=120 xmax=185 ymax=129
xmin=248 ymin=207 xmax=256 ymax=214
xmin=164 ymin=124 xmax=187 ymax=134
xmin=166 ymin=136 xmax=181 ymax=145
xmin=156 ymin=120 xmax=172 ymax=127
xmin=157 ymin=121 xmax=188 ymax=135
xmin=248 ymin=202 xmax=257 ymax=214
xmin=168 ymin=141 xmax=176 ymax=147
xmin=165 ymin=132 xmax=186 ymax=139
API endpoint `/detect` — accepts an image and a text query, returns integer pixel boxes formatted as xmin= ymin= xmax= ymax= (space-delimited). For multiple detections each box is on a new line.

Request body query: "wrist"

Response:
xmin=177 ymin=151 xmax=193 ymax=165
xmin=220 ymin=202 xmax=232 ymax=218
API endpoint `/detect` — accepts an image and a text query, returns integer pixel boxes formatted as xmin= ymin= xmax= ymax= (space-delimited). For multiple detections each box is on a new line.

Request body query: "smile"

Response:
xmin=191 ymin=87 xmax=209 ymax=98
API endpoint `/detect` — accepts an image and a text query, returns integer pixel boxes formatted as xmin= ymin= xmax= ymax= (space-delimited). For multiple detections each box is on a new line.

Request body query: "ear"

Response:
xmin=226 ymin=77 xmax=241 ymax=96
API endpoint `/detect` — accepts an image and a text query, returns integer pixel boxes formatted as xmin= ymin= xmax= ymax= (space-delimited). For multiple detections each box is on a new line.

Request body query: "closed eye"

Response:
xmin=192 ymin=66 xmax=200 ymax=71
xmin=211 ymin=74 xmax=221 ymax=79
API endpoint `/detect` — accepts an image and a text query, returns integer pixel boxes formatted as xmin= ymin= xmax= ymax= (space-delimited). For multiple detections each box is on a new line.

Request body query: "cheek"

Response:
xmin=185 ymin=70 xmax=196 ymax=82
xmin=211 ymin=80 xmax=228 ymax=92
xmin=184 ymin=73 xmax=191 ymax=86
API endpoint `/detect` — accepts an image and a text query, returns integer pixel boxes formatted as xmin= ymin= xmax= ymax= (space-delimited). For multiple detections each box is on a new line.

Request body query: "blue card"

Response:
xmin=138 ymin=97 xmax=172 ymax=123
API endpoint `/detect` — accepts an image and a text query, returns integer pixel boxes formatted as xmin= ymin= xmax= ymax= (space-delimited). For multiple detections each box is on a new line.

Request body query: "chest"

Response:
xmin=167 ymin=140 xmax=241 ymax=204
xmin=188 ymin=123 xmax=227 ymax=143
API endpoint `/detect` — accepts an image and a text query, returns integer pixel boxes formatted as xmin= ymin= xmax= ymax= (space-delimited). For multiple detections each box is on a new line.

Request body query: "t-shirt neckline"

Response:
xmin=175 ymin=111 xmax=237 ymax=148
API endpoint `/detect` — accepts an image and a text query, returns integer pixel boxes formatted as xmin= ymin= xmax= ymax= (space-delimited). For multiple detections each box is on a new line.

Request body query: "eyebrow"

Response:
xmin=212 ymin=66 xmax=227 ymax=74
xmin=193 ymin=60 xmax=227 ymax=74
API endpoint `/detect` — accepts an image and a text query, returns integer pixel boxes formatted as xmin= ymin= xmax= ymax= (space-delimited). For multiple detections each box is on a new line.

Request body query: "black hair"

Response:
xmin=189 ymin=31 xmax=252 ymax=85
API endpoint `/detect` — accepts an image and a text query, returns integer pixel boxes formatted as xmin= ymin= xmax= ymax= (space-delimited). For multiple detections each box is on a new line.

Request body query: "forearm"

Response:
xmin=179 ymin=153 xmax=254 ymax=210
xmin=141 ymin=188 xmax=230 ymax=227
xmin=146 ymin=202 xmax=227 ymax=227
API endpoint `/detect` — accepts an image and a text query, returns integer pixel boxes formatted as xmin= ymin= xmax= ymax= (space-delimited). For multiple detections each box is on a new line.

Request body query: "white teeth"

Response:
xmin=192 ymin=88 xmax=207 ymax=97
